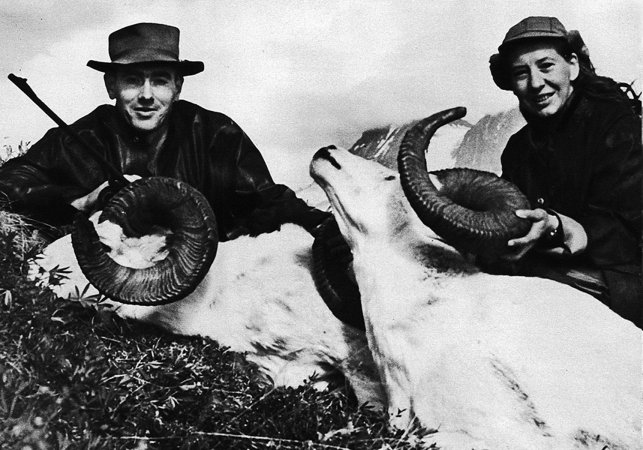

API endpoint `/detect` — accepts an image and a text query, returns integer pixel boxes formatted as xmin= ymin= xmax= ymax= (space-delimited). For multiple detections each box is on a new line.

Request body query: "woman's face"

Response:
xmin=508 ymin=41 xmax=579 ymax=118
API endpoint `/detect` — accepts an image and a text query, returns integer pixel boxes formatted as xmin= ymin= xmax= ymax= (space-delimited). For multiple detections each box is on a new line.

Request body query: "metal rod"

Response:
xmin=8 ymin=73 xmax=128 ymax=184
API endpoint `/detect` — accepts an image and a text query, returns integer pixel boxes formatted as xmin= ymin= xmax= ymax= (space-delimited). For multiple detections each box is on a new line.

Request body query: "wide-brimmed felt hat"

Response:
xmin=489 ymin=16 xmax=587 ymax=91
xmin=87 ymin=23 xmax=204 ymax=76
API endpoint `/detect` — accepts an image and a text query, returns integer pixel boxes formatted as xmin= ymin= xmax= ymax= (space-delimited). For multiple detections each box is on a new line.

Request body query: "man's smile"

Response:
xmin=132 ymin=107 xmax=158 ymax=118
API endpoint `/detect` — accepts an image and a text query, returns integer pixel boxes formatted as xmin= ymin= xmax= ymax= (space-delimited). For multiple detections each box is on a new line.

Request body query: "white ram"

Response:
xmin=31 ymin=212 xmax=384 ymax=408
xmin=309 ymin=109 xmax=642 ymax=449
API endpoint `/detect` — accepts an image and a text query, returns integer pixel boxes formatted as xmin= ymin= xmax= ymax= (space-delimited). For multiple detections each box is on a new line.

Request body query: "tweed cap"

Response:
xmin=498 ymin=16 xmax=568 ymax=54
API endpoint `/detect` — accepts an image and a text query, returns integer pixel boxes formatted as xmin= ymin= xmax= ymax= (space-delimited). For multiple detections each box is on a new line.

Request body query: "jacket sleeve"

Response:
xmin=222 ymin=123 xmax=330 ymax=238
xmin=575 ymin=111 xmax=642 ymax=267
xmin=0 ymin=128 xmax=90 ymax=226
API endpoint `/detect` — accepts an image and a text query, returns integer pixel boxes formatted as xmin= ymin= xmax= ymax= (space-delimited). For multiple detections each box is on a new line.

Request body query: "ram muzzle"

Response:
xmin=72 ymin=177 xmax=218 ymax=305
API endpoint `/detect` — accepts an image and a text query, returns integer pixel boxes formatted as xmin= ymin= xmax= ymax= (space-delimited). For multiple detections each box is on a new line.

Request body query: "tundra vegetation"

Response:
xmin=0 ymin=143 xmax=420 ymax=450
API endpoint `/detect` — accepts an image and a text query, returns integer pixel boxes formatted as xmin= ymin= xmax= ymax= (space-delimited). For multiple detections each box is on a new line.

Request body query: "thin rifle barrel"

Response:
xmin=8 ymin=73 xmax=127 ymax=183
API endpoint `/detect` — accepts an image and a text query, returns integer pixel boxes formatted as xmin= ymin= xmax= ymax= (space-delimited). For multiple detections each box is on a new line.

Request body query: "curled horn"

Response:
xmin=312 ymin=217 xmax=364 ymax=330
xmin=72 ymin=177 xmax=218 ymax=305
xmin=397 ymin=107 xmax=530 ymax=257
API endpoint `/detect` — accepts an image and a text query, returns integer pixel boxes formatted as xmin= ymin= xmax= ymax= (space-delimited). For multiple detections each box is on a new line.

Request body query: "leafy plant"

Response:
xmin=1 ymin=140 xmax=30 ymax=165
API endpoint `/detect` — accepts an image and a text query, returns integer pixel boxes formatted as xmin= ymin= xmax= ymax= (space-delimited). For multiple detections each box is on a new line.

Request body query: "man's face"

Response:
xmin=508 ymin=42 xmax=579 ymax=118
xmin=105 ymin=65 xmax=183 ymax=133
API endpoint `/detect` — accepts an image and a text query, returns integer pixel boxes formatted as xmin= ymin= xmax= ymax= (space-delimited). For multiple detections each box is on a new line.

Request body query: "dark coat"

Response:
xmin=500 ymin=91 xmax=642 ymax=324
xmin=0 ymin=100 xmax=328 ymax=240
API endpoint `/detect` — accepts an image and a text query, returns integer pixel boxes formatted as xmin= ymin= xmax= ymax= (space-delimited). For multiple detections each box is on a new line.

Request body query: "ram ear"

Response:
xmin=398 ymin=107 xmax=531 ymax=259
xmin=72 ymin=177 xmax=219 ymax=305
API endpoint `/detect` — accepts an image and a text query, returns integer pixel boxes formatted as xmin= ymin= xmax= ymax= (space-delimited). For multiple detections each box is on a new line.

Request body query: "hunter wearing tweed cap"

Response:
xmin=483 ymin=16 xmax=642 ymax=327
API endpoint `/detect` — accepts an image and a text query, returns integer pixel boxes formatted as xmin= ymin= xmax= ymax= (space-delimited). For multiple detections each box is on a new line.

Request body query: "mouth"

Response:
xmin=531 ymin=92 xmax=554 ymax=107
xmin=133 ymin=107 xmax=158 ymax=117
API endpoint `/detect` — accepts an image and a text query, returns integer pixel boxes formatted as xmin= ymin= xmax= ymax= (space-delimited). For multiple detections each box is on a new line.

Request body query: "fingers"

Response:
xmin=509 ymin=209 xmax=549 ymax=245
xmin=514 ymin=208 xmax=548 ymax=221
xmin=502 ymin=208 xmax=549 ymax=261
xmin=71 ymin=176 xmax=141 ymax=212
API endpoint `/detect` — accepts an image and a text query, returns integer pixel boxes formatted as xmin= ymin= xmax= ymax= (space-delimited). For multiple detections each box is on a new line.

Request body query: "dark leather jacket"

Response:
xmin=0 ymin=100 xmax=329 ymax=240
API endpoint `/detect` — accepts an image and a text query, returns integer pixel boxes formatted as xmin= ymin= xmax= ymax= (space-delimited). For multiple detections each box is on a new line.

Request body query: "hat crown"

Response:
xmin=108 ymin=23 xmax=180 ymax=64
xmin=87 ymin=23 xmax=204 ymax=75
xmin=499 ymin=16 xmax=567 ymax=53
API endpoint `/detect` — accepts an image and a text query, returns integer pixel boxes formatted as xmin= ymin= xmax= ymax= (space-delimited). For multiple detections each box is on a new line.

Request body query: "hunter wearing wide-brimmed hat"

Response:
xmin=0 ymin=23 xmax=329 ymax=240
xmin=488 ymin=16 xmax=641 ymax=326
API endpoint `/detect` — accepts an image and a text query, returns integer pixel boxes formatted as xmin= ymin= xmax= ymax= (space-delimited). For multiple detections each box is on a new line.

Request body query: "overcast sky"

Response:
xmin=1 ymin=0 xmax=640 ymax=184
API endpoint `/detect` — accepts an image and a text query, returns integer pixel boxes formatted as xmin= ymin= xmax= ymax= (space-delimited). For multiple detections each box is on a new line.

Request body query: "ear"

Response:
xmin=174 ymin=75 xmax=184 ymax=98
xmin=568 ymin=53 xmax=580 ymax=82
xmin=104 ymin=73 xmax=117 ymax=100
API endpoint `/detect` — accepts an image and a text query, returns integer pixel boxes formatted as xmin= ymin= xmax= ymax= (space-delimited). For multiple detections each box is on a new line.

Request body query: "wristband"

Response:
xmin=538 ymin=209 xmax=565 ymax=249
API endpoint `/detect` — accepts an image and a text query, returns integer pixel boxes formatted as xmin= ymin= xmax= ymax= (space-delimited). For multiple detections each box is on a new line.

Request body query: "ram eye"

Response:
xmin=384 ymin=175 xmax=396 ymax=181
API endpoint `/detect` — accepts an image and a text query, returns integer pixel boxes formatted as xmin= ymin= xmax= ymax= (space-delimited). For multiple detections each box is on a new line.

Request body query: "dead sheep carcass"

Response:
xmin=309 ymin=108 xmax=642 ymax=450
xmin=30 ymin=177 xmax=383 ymax=408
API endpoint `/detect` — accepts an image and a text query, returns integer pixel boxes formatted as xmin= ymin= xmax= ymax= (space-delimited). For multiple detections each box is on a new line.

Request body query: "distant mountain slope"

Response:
xmin=349 ymin=118 xmax=473 ymax=172
xmin=452 ymin=108 xmax=525 ymax=174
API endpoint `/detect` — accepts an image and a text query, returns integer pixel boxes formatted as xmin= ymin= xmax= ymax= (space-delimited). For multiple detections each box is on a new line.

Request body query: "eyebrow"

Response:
xmin=149 ymin=70 xmax=173 ymax=78
xmin=512 ymin=55 xmax=556 ymax=66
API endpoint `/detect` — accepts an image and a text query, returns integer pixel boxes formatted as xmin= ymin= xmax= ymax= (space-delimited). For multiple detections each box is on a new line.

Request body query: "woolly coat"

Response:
xmin=0 ymin=100 xmax=328 ymax=240
xmin=501 ymin=91 xmax=641 ymax=324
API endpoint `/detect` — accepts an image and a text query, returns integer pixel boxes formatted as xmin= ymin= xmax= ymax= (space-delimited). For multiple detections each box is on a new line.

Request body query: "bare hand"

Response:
xmin=502 ymin=208 xmax=558 ymax=261
xmin=71 ymin=174 xmax=141 ymax=212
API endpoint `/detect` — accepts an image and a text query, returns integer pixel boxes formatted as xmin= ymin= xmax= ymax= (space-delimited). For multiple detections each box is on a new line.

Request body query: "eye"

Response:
xmin=384 ymin=175 xmax=396 ymax=181
xmin=511 ymin=68 xmax=528 ymax=80
xmin=124 ymin=76 xmax=140 ymax=84
xmin=152 ymin=77 xmax=170 ymax=86
xmin=538 ymin=61 xmax=555 ymax=72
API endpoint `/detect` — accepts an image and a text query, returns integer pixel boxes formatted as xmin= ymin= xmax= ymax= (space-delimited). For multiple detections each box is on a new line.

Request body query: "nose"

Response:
xmin=529 ymin=69 xmax=545 ymax=90
xmin=313 ymin=145 xmax=336 ymax=160
xmin=139 ymin=79 xmax=153 ymax=101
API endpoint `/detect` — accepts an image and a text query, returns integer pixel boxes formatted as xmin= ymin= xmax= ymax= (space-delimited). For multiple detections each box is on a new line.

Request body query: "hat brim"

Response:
xmin=87 ymin=59 xmax=204 ymax=76
xmin=498 ymin=34 xmax=567 ymax=54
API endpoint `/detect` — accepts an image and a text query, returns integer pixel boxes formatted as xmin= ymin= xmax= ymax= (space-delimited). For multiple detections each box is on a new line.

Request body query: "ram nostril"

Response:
xmin=313 ymin=147 xmax=330 ymax=160
xmin=313 ymin=146 xmax=342 ymax=169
